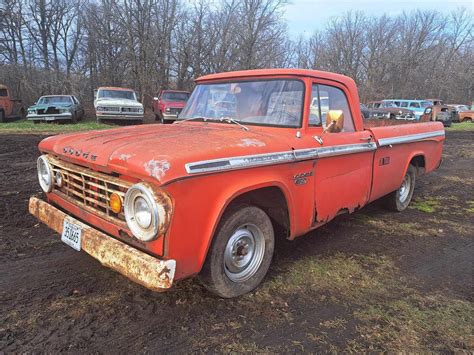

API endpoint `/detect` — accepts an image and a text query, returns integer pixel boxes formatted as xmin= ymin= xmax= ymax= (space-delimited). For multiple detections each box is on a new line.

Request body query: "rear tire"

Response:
xmin=0 ymin=110 xmax=4 ymax=123
xmin=199 ymin=205 xmax=275 ymax=298
xmin=384 ymin=165 xmax=416 ymax=212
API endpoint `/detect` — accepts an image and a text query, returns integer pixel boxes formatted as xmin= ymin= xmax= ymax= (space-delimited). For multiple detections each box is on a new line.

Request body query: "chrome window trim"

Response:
xmin=378 ymin=130 xmax=445 ymax=147
xmin=185 ymin=142 xmax=377 ymax=174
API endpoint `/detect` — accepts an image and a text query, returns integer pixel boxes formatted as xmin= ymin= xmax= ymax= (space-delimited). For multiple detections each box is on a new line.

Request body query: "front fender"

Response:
xmin=163 ymin=160 xmax=315 ymax=280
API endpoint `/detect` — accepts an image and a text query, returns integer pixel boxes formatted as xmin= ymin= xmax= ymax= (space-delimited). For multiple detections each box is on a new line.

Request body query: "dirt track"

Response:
xmin=1 ymin=131 xmax=473 ymax=352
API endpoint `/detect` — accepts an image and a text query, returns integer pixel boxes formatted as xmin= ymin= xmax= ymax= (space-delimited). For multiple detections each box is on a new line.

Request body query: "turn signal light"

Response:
xmin=109 ymin=193 xmax=123 ymax=214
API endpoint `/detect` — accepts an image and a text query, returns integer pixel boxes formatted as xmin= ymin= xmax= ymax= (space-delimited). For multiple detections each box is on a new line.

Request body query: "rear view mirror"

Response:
xmin=325 ymin=110 xmax=344 ymax=133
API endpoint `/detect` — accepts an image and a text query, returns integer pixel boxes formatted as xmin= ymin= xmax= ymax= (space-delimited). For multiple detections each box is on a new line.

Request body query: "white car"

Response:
xmin=94 ymin=87 xmax=144 ymax=123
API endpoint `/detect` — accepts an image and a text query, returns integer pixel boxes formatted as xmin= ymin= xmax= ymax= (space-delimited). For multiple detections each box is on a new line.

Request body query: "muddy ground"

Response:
xmin=1 ymin=131 xmax=473 ymax=352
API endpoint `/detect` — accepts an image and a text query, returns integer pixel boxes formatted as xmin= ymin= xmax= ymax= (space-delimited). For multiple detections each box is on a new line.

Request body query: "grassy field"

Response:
xmin=0 ymin=119 xmax=111 ymax=134
xmin=1 ymin=118 xmax=473 ymax=135
xmin=446 ymin=121 xmax=474 ymax=131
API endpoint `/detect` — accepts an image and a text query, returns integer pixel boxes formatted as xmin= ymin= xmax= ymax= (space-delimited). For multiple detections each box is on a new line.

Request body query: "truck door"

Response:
xmin=308 ymin=82 xmax=376 ymax=224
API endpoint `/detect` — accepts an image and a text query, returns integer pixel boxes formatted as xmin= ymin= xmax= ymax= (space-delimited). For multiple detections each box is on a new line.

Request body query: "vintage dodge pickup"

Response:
xmin=29 ymin=69 xmax=445 ymax=298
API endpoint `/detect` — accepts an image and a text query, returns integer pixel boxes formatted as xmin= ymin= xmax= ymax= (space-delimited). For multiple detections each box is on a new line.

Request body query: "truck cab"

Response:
xmin=30 ymin=69 xmax=444 ymax=298
xmin=152 ymin=90 xmax=190 ymax=124
xmin=0 ymin=85 xmax=24 ymax=122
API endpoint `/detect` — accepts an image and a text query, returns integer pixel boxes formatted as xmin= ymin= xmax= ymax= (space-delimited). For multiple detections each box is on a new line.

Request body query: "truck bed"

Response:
xmin=367 ymin=121 xmax=445 ymax=202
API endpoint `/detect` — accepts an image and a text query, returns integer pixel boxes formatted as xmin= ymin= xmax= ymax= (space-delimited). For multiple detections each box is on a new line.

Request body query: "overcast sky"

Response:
xmin=284 ymin=0 xmax=473 ymax=37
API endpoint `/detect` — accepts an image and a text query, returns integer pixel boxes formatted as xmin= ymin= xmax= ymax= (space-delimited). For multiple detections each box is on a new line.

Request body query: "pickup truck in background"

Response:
xmin=94 ymin=87 xmax=144 ymax=123
xmin=29 ymin=69 xmax=444 ymax=298
xmin=152 ymin=89 xmax=190 ymax=123
xmin=0 ymin=84 xmax=25 ymax=122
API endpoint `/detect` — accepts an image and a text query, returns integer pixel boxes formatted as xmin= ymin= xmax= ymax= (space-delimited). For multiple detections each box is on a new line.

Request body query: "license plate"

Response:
xmin=61 ymin=219 xmax=82 ymax=251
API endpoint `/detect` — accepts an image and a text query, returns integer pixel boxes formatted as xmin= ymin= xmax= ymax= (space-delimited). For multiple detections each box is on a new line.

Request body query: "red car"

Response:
xmin=152 ymin=90 xmax=190 ymax=123
xmin=29 ymin=69 xmax=444 ymax=297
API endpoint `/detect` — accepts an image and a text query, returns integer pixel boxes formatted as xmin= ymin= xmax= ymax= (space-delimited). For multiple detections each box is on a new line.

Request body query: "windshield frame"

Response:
xmin=179 ymin=78 xmax=306 ymax=129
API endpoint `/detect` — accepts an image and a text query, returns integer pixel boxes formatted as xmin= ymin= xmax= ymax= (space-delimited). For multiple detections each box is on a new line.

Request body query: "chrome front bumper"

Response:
xmin=29 ymin=196 xmax=176 ymax=291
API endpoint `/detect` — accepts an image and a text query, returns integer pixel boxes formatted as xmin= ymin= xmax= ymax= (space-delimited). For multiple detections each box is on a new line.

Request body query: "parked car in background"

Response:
xmin=366 ymin=101 xmax=415 ymax=120
xmin=152 ymin=90 xmax=190 ymax=123
xmin=94 ymin=87 xmax=144 ymax=123
xmin=0 ymin=84 xmax=24 ymax=122
xmin=30 ymin=68 xmax=445 ymax=298
xmin=420 ymin=105 xmax=452 ymax=127
xmin=447 ymin=104 xmax=470 ymax=122
xmin=360 ymin=103 xmax=389 ymax=119
xmin=27 ymin=95 xmax=84 ymax=123
xmin=457 ymin=109 xmax=474 ymax=123
xmin=383 ymin=99 xmax=431 ymax=120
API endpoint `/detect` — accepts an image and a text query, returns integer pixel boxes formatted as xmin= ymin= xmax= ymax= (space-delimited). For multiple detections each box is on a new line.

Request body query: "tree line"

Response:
xmin=0 ymin=0 xmax=472 ymax=108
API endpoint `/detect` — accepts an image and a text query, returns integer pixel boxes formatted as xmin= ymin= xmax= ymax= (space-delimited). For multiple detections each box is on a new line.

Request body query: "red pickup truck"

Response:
xmin=152 ymin=90 xmax=190 ymax=123
xmin=29 ymin=69 xmax=444 ymax=298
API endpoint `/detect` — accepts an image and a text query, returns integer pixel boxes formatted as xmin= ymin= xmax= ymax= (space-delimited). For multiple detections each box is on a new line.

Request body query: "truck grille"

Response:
xmin=168 ymin=108 xmax=182 ymax=115
xmin=47 ymin=156 xmax=131 ymax=226
xmin=122 ymin=107 xmax=140 ymax=113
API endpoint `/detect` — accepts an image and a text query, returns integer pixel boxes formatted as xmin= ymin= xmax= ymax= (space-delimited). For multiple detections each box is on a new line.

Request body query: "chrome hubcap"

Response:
xmin=399 ymin=174 xmax=411 ymax=202
xmin=224 ymin=224 xmax=265 ymax=283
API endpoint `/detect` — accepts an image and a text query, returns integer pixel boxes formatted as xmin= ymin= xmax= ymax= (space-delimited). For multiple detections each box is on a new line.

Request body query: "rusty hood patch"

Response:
xmin=38 ymin=123 xmax=293 ymax=184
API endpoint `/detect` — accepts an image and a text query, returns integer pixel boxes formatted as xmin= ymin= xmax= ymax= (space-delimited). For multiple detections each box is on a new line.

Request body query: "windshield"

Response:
xmin=179 ymin=79 xmax=304 ymax=127
xmin=38 ymin=96 xmax=72 ymax=105
xmin=162 ymin=92 xmax=189 ymax=101
xmin=98 ymin=90 xmax=136 ymax=101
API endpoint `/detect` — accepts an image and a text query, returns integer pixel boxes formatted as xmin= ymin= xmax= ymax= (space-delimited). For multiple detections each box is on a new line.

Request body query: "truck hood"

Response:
xmin=95 ymin=98 xmax=143 ymax=108
xmin=39 ymin=123 xmax=291 ymax=185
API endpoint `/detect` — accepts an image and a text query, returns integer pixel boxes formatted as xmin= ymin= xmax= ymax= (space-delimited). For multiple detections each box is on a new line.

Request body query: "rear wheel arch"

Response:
xmin=409 ymin=154 xmax=426 ymax=176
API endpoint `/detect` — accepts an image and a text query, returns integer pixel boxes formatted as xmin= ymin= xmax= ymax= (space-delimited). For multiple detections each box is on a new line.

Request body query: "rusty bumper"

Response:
xmin=29 ymin=196 xmax=176 ymax=291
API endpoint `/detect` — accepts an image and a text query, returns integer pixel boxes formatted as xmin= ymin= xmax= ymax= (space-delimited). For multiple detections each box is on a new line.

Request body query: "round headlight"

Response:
xmin=124 ymin=183 xmax=160 ymax=241
xmin=37 ymin=156 xmax=53 ymax=192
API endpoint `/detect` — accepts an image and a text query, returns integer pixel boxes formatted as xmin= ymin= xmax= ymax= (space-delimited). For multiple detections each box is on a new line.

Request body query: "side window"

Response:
xmin=410 ymin=102 xmax=420 ymax=108
xmin=309 ymin=84 xmax=321 ymax=126
xmin=318 ymin=84 xmax=355 ymax=132
xmin=0 ymin=89 xmax=8 ymax=97
xmin=400 ymin=102 xmax=408 ymax=108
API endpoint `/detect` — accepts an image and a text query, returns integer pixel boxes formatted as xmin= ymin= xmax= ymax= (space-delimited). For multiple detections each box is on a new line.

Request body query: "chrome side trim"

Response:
xmin=378 ymin=130 xmax=445 ymax=147
xmin=185 ymin=142 xmax=377 ymax=174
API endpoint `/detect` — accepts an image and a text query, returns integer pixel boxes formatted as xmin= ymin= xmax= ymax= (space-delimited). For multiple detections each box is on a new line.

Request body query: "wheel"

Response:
xmin=199 ymin=205 xmax=275 ymax=298
xmin=71 ymin=112 xmax=77 ymax=124
xmin=0 ymin=110 xmax=4 ymax=123
xmin=97 ymin=118 xmax=103 ymax=124
xmin=160 ymin=112 xmax=165 ymax=124
xmin=384 ymin=165 xmax=416 ymax=212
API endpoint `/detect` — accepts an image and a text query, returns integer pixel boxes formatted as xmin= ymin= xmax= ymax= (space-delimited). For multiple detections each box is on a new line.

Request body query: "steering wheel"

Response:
xmin=270 ymin=109 xmax=299 ymax=122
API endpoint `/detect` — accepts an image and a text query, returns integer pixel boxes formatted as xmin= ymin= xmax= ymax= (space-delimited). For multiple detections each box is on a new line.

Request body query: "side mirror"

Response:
xmin=325 ymin=110 xmax=344 ymax=133
xmin=314 ymin=110 xmax=344 ymax=145
xmin=153 ymin=97 xmax=159 ymax=101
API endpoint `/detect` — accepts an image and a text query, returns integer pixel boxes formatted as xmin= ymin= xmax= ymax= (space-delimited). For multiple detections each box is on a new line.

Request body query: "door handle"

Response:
xmin=360 ymin=137 xmax=372 ymax=142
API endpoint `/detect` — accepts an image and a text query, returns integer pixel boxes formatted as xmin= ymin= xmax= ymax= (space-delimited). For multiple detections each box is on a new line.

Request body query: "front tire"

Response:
xmin=0 ymin=110 xmax=4 ymax=123
xmin=384 ymin=165 xmax=416 ymax=212
xmin=199 ymin=205 xmax=275 ymax=298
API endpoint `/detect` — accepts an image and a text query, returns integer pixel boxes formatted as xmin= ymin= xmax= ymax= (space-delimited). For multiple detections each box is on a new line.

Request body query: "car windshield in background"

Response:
xmin=162 ymin=92 xmax=189 ymax=101
xmin=38 ymin=96 xmax=72 ymax=105
xmin=99 ymin=90 xmax=136 ymax=100
xmin=179 ymin=79 xmax=304 ymax=127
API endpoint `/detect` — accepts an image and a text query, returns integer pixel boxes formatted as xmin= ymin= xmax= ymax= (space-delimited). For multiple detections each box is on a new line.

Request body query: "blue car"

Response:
xmin=383 ymin=99 xmax=432 ymax=120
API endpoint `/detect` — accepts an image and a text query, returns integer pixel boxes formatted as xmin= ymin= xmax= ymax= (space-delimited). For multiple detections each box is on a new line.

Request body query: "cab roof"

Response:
xmin=196 ymin=69 xmax=356 ymax=88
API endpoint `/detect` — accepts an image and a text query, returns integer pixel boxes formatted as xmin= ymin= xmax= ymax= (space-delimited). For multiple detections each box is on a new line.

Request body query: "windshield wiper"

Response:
xmin=220 ymin=117 xmax=249 ymax=131
xmin=177 ymin=116 xmax=249 ymax=131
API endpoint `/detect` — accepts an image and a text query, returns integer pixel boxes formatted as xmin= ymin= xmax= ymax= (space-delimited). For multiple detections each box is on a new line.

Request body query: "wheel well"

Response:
xmin=410 ymin=155 xmax=425 ymax=175
xmin=227 ymin=186 xmax=290 ymax=240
